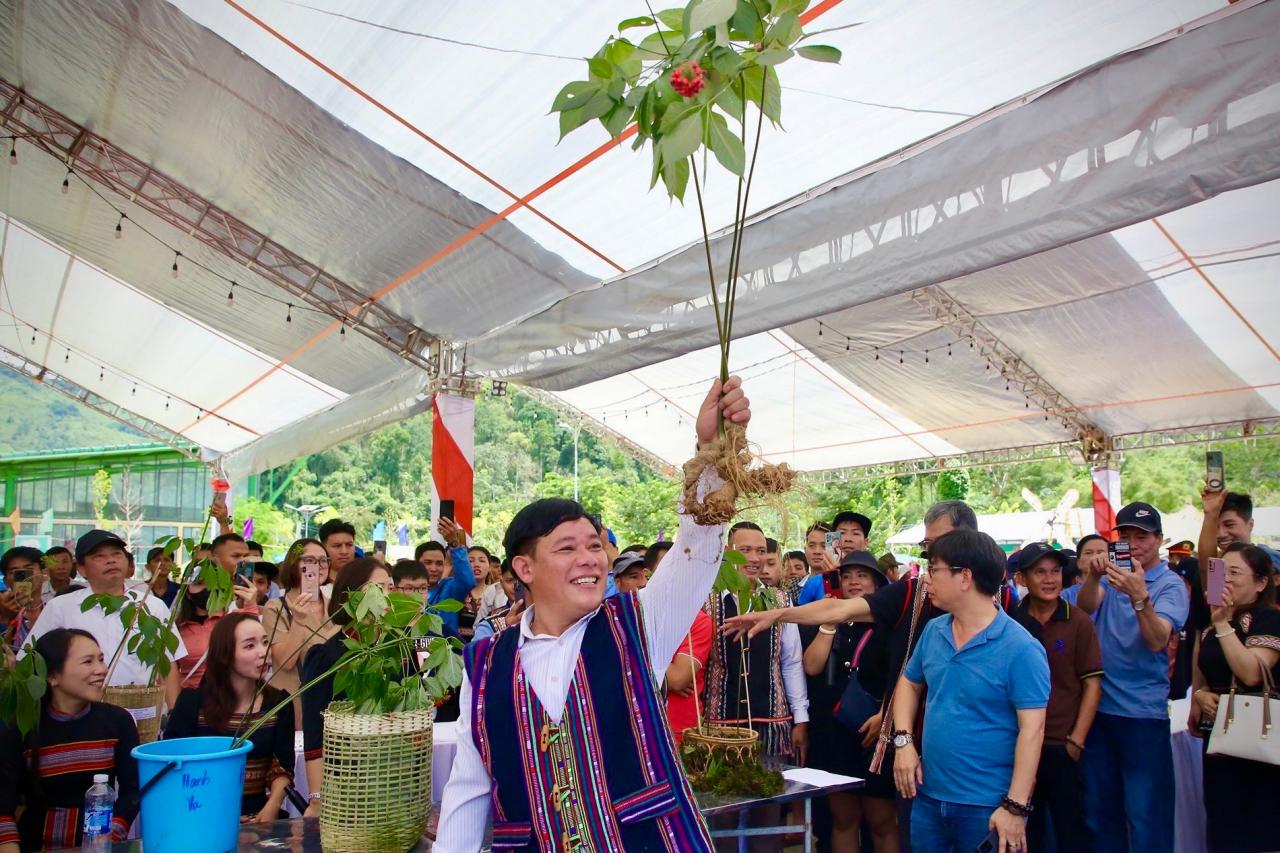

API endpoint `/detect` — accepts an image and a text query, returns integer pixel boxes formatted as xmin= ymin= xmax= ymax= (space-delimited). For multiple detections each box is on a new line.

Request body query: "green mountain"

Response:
xmin=0 ymin=365 xmax=148 ymax=454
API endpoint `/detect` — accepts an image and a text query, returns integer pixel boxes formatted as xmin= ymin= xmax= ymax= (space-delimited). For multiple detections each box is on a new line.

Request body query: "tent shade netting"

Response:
xmin=0 ymin=0 xmax=1275 ymax=481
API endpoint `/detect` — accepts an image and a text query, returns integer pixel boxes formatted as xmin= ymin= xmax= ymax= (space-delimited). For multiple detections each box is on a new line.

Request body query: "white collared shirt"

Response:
xmin=23 ymin=586 xmax=188 ymax=686
xmin=435 ymin=478 xmax=727 ymax=853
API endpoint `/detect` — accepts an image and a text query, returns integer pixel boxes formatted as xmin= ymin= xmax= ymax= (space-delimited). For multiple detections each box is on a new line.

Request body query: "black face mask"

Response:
xmin=187 ymin=588 xmax=211 ymax=619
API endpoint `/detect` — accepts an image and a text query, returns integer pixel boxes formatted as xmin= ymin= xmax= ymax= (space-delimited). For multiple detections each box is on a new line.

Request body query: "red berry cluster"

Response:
xmin=670 ymin=61 xmax=705 ymax=98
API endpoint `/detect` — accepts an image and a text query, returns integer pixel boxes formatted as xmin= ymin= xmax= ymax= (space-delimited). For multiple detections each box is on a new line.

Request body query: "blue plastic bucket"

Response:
xmin=133 ymin=736 xmax=253 ymax=853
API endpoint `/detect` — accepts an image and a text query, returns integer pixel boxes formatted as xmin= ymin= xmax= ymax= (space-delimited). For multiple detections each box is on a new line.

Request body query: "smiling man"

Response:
xmin=24 ymin=529 xmax=187 ymax=708
xmin=436 ymin=377 xmax=750 ymax=853
xmin=1076 ymin=502 xmax=1188 ymax=853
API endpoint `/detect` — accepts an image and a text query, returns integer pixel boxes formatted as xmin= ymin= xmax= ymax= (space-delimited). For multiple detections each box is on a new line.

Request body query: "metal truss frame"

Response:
xmin=518 ymin=386 xmax=677 ymax=477
xmin=802 ymin=417 xmax=1280 ymax=483
xmin=910 ymin=285 xmax=1109 ymax=460
xmin=0 ymin=79 xmax=441 ymax=373
xmin=0 ymin=344 xmax=201 ymax=462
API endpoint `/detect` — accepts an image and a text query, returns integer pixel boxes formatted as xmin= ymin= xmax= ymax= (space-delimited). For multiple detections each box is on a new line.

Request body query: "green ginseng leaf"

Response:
xmin=656 ymin=7 xmax=686 ymax=30
xmin=756 ymin=47 xmax=793 ymax=66
xmin=661 ymin=156 xmax=691 ymax=200
xmin=618 ymin=15 xmax=655 ymax=30
xmin=551 ymin=79 xmax=598 ymax=113
xmin=796 ymin=44 xmax=842 ymax=63
xmin=706 ymin=112 xmax=746 ymax=176
xmin=689 ymin=0 xmax=738 ymax=33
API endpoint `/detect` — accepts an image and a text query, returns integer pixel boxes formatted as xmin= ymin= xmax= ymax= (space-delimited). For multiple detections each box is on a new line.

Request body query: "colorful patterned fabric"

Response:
xmin=465 ymin=593 xmax=712 ymax=852
xmin=704 ymin=590 xmax=794 ymax=756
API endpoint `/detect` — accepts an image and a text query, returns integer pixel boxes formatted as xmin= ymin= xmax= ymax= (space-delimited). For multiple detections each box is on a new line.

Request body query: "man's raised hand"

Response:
xmin=696 ymin=376 xmax=750 ymax=451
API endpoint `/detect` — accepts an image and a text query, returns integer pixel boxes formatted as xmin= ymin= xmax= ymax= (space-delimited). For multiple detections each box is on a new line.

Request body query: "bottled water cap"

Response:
xmin=93 ymin=774 xmax=108 ymax=784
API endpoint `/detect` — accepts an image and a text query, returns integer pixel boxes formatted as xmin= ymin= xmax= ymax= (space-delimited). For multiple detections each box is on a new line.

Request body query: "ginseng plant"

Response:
xmin=553 ymin=0 xmax=842 ymax=523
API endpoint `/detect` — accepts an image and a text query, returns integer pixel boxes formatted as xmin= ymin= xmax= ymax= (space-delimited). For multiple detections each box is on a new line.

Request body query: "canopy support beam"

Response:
xmin=0 ymin=78 xmax=441 ymax=372
xmin=910 ymin=285 xmax=1108 ymax=460
xmin=801 ymin=416 xmax=1280 ymax=483
xmin=0 ymin=345 xmax=202 ymax=463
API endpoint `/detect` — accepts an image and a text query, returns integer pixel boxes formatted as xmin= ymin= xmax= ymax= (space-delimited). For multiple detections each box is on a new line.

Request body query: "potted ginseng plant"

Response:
xmin=230 ymin=583 xmax=464 ymax=853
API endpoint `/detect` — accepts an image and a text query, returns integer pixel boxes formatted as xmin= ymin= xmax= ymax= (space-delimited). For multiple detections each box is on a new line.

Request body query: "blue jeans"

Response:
xmin=1084 ymin=712 xmax=1175 ymax=852
xmin=910 ymin=794 xmax=993 ymax=852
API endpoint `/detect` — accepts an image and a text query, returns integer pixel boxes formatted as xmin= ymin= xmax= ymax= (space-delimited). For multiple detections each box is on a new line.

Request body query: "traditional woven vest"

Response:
xmin=464 ymin=593 xmax=713 ymax=852
xmin=704 ymin=590 xmax=794 ymax=757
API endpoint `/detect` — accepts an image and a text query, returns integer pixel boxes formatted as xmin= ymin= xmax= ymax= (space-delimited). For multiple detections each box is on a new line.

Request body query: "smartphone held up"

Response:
xmin=1109 ymin=540 xmax=1133 ymax=572
xmin=1206 ymin=451 xmax=1225 ymax=493
xmin=1206 ymin=557 xmax=1227 ymax=607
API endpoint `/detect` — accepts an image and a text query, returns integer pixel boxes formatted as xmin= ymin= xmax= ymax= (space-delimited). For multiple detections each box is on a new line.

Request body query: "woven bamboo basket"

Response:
xmin=681 ymin=724 xmax=759 ymax=775
xmin=319 ymin=702 xmax=434 ymax=853
xmin=102 ymin=684 xmax=165 ymax=744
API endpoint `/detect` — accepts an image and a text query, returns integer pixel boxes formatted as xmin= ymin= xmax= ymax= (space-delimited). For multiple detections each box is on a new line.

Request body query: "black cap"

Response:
xmin=75 ymin=529 xmax=128 ymax=563
xmin=837 ymin=550 xmax=888 ymax=587
xmin=1114 ymin=502 xmax=1162 ymax=534
xmin=611 ymin=552 xmax=646 ymax=577
xmin=1014 ymin=542 xmax=1068 ymax=572
xmin=831 ymin=511 xmax=873 ymax=537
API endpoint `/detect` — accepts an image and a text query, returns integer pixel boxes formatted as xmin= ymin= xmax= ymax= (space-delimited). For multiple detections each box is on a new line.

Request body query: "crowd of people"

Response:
xmin=0 ymin=377 xmax=1276 ymax=852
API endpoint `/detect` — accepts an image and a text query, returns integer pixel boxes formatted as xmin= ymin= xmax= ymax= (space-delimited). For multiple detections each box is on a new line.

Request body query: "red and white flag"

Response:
xmin=1091 ymin=466 xmax=1122 ymax=540
xmin=432 ymin=393 xmax=475 ymax=538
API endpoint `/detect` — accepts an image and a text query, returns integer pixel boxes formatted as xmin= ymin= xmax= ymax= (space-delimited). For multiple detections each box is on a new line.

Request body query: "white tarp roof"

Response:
xmin=0 ymin=0 xmax=1276 ymax=478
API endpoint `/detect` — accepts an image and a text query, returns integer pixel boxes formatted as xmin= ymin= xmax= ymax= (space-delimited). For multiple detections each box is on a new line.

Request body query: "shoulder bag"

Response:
xmin=1207 ymin=655 xmax=1280 ymax=765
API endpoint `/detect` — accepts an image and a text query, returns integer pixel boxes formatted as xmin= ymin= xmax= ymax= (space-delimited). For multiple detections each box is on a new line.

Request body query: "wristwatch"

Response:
xmin=1132 ymin=596 xmax=1149 ymax=612
xmin=891 ymin=731 xmax=914 ymax=749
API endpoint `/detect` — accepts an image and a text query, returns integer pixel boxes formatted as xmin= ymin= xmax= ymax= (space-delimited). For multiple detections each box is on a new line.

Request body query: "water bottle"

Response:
xmin=81 ymin=773 xmax=114 ymax=850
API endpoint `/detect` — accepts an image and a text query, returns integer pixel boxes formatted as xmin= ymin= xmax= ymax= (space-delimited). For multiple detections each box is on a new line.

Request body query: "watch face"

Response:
xmin=892 ymin=734 xmax=910 ymax=748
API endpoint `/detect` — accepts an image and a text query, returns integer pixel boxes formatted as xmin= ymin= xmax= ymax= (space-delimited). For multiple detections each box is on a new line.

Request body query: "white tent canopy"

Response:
xmin=0 ymin=0 xmax=1275 ymax=480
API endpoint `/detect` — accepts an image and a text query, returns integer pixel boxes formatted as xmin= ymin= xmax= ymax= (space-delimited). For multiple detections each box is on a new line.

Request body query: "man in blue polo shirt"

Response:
xmin=891 ymin=528 xmax=1050 ymax=853
xmin=1076 ymin=502 xmax=1189 ymax=853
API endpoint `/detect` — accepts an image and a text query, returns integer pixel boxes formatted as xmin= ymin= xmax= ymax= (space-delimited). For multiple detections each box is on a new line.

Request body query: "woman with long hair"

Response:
xmin=1190 ymin=542 xmax=1280 ymax=852
xmin=260 ymin=539 xmax=332 ymax=709
xmin=173 ymin=563 xmax=258 ymax=689
xmin=299 ymin=557 xmax=392 ymax=818
xmin=0 ymin=629 xmax=140 ymax=850
xmin=800 ymin=553 xmax=898 ymax=852
xmin=164 ymin=612 xmax=294 ymax=823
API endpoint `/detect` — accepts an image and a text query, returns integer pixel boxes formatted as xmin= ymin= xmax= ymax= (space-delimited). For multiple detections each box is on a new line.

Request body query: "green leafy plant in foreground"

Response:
xmin=0 ymin=646 xmax=47 ymax=736
xmin=232 ymin=586 xmax=464 ymax=747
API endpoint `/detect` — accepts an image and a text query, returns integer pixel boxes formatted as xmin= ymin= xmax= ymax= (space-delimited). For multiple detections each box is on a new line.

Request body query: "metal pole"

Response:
xmin=573 ymin=422 xmax=580 ymax=503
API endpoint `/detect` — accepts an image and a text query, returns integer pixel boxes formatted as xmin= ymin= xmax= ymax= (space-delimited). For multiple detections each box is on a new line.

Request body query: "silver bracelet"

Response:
xmin=818 ymin=626 xmax=837 ymax=635
xmin=1214 ymin=629 xmax=1235 ymax=639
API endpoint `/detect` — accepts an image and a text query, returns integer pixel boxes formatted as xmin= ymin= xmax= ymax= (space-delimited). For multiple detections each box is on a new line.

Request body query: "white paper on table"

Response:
xmin=782 ymin=767 xmax=863 ymax=788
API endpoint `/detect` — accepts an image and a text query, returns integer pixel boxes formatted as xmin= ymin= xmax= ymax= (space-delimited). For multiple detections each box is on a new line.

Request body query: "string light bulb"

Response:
xmin=61 ymin=168 xmax=71 ymax=194
xmin=285 ymin=304 xmax=293 ymax=323
xmin=8 ymin=138 xmax=15 ymax=165
xmin=339 ymin=323 xmax=346 ymax=341
xmin=874 ymin=347 xmax=879 ymax=361
xmin=226 ymin=283 xmax=235 ymax=305
xmin=30 ymin=327 xmax=37 ymax=344
xmin=171 ymin=252 xmax=181 ymax=278
xmin=115 ymin=214 xmax=125 ymax=239
xmin=924 ymin=350 xmax=930 ymax=364
xmin=164 ymin=397 xmax=170 ymax=411
xmin=131 ymin=384 xmax=137 ymax=396
xmin=63 ymin=349 xmax=69 ymax=364
xmin=99 ymin=367 xmax=104 ymax=381
xmin=817 ymin=321 xmax=823 ymax=337
xmin=899 ymin=351 xmax=904 ymax=364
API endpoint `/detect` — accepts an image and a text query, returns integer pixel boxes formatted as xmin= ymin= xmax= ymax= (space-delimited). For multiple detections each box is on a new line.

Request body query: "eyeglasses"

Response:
xmin=926 ymin=563 xmax=969 ymax=577
xmin=397 ymin=584 xmax=430 ymax=593
xmin=298 ymin=556 xmax=330 ymax=567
